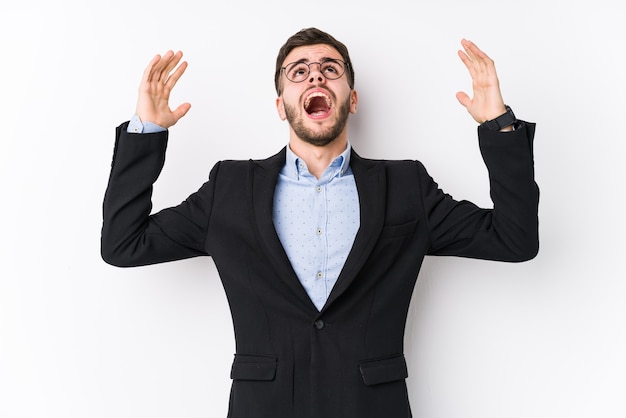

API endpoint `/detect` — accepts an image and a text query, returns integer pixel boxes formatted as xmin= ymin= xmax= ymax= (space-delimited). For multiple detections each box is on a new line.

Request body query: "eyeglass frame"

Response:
xmin=280 ymin=58 xmax=350 ymax=84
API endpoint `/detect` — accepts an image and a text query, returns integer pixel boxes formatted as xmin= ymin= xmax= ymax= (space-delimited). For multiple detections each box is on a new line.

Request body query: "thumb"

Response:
xmin=172 ymin=102 xmax=192 ymax=123
xmin=455 ymin=91 xmax=471 ymax=110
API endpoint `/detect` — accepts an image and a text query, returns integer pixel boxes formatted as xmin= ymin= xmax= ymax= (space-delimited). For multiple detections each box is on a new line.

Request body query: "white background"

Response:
xmin=1 ymin=1 xmax=625 ymax=417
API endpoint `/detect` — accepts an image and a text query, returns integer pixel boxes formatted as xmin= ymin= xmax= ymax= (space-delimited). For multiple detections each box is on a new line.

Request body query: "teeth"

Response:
xmin=304 ymin=92 xmax=331 ymax=109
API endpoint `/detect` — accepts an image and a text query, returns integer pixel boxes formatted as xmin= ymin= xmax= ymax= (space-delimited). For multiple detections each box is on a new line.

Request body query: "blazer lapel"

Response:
xmin=251 ymin=148 xmax=319 ymax=312
xmin=322 ymin=150 xmax=386 ymax=311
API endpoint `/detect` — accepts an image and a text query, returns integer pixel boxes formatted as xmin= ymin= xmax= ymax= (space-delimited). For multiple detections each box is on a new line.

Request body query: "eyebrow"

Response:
xmin=285 ymin=57 xmax=342 ymax=66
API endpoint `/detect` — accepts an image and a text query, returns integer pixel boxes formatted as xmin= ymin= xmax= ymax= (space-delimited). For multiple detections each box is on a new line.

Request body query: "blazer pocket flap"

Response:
xmin=230 ymin=354 xmax=277 ymax=381
xmin=359 ymin=354 xmax=408 ymax=386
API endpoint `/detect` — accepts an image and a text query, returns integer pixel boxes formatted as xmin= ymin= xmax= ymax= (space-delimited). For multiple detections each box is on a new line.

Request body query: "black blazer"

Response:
xmin=102 ymin=121 xmax=538 ymax=418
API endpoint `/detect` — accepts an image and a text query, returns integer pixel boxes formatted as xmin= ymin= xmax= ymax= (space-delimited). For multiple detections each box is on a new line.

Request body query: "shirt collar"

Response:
xmin=284 ymin=142 xmax=352 ymax=181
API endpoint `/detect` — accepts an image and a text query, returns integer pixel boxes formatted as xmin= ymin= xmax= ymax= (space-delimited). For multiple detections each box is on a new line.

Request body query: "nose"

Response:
xmin=308 ymin=63 xmax=325 ymax=83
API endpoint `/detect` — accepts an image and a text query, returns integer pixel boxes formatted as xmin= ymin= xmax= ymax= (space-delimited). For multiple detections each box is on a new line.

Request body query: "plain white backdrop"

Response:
xmin=1 ymin=1 xmax=624 ymax=417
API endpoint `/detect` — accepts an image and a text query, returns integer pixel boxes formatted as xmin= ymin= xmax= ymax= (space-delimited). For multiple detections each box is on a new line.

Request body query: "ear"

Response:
xmin=276 ymin=96 xmax=287 ymax=121
xmin=349 ymin=90 xmax=358 ymax=114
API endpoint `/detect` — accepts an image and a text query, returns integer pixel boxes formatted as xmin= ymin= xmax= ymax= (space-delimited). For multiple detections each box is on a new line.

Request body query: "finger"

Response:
xmin=144 ymin=51 xmax=174 ymax=84
xmin=455 ymin=91 xmax=471 ymax=110
xmin=162 ymin=51 xmax=185 ymax=85
xmin=150 ymin=50 xmax=176 ymax=83
xmin=161 ymin=51 xmax=183 ymax=79
xmin=460 ymin=39 xmax=482 ymax=66
xmin=462 ymin=39 xmax=490 ymax=64
xmin=142 ymin=54 xmax=162 ymax=84
xmin=458 ymin=50 xmax=482 ymax=86
xmin=460 ymin=39 xmax=476 ymax=61
xmin=165 ymin=60 xmax=188 ymax=89
xmin=463 ymin=39 xmax=495 ymax=76
xmin=458 ymin=49 xmax=476 ymax=76
xmin=172 ymin=102 xmax=192 ymax=122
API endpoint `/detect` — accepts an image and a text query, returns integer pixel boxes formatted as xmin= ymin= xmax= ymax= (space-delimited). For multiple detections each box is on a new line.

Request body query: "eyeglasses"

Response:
xmin=282 ymin=59 xmax=348 ymax=83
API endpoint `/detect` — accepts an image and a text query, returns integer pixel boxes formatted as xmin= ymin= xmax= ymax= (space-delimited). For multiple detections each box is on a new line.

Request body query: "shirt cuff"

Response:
xmin=127 ymin=114 xmax=166 ymax=134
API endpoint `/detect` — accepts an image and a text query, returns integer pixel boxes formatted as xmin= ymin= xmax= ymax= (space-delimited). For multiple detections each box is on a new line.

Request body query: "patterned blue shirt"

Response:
xmin=273 ymin=145 xmax=360 ymax=311
xmin=127 ymin=117 xmax=360 ymax=311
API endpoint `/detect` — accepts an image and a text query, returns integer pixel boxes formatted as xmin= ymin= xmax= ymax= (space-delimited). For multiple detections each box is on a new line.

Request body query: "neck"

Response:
xmin=289 ymin=135 xmax=348 ymax=179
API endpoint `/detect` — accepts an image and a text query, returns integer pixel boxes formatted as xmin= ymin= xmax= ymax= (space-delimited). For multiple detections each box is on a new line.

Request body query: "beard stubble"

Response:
xmin=284 ymin=95 xmax=351 ymax=147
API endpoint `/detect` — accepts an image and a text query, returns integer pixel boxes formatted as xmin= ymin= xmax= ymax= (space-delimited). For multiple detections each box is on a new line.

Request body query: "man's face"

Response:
xmin=276 ymin=44 xmax=357 ymax=147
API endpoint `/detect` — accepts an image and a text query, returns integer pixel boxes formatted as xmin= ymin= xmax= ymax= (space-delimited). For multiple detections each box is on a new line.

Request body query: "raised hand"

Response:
xmin=456 ymin=39 xmax=508 ymax=125
xmin=135 ymin=50 xmax=191 ymax=129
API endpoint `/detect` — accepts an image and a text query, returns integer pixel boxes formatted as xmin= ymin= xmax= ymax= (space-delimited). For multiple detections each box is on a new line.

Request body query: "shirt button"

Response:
xmin=317 ymin=271 xmax=323 ymax=279
xmin=316 ymin=186 xmax=322 ymax=192
xmin=316 ymin=229 xmax=322 ymax=235
xmin=314 ymin=320 xmax=325 ymax=330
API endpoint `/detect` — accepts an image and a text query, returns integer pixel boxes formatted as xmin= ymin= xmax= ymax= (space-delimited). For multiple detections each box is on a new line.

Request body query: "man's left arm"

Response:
xmin=458 ymin=39 xmax=540 ymax=255
xmin=421 ymin=40 xmax=539 ymax=261
xmin=420 ymin=117 xmax=538 ymax=262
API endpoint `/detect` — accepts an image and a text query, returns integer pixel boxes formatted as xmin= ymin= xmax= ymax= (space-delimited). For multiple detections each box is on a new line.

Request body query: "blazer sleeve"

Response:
xmin=421 ymin=121 xmax=539 ymax=262
xmin=101 ymin=122 xmax=217 ymax=267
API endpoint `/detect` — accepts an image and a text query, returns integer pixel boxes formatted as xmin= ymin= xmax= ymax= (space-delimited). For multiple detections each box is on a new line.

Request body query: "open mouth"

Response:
xmin=304 ymin=91 xmax=332 ymax=117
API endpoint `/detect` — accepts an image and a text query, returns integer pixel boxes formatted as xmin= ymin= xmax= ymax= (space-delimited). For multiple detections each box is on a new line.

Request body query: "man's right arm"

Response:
xmin=101 ymin=122 xmax=216 ymax=267
xmin=101 ymin=51 xmax=213 ymax=267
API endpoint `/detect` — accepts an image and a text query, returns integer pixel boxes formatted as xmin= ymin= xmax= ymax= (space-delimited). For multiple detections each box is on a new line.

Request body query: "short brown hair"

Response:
xmin=274 ymin=27 xmax=355 ymax=95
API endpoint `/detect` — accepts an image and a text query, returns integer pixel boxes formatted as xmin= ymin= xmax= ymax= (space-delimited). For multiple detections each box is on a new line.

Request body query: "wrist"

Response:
xmin=127 ymin=114 xmax=166 ymax=134
xmin=480 ymin=105 xmax=517 ymax=132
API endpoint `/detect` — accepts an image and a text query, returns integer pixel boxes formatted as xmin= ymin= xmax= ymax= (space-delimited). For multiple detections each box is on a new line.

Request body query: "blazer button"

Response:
xmin=314 ymin=320 xmax=325 ymax=330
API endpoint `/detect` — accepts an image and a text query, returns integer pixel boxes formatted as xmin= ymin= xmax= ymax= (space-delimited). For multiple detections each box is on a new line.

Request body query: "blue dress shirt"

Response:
xmin=273 ymin=145 xmax=359 ymax=311
xmin=127 ymin=114 xmax=165 ymax=134
xmin=127 ymin=116 xmax=360 ymax=311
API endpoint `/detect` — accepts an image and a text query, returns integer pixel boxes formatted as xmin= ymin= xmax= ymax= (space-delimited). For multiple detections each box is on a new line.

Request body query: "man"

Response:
xmin=102 ymin=27 xmax=538 ymax=418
